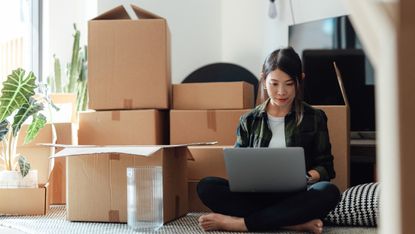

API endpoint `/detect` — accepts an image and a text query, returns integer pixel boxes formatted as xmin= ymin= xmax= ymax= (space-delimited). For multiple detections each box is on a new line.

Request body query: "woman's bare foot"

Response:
xmin=198 ymin=213 xmax=248 ymax=232
xmin=283 ymin=219 xmax=323 ymax=234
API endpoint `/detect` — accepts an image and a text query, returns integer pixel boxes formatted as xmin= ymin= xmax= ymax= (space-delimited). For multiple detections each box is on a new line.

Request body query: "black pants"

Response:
xmin=197 ymin=177 xmax=341 ymax=231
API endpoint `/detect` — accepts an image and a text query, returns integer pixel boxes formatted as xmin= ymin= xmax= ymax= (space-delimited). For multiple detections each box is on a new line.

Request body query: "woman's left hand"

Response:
xmin=307 ymin=169 xmax=321 ymax=183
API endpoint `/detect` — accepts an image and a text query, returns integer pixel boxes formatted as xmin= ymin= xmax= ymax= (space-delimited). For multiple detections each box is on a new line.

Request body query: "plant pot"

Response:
xmin=0 ymin=170 xmax=38 ymax=188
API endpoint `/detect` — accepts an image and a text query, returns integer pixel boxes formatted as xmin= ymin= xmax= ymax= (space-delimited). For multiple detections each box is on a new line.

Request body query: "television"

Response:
xmin=289 ymin=16 xmax=376 ymax=138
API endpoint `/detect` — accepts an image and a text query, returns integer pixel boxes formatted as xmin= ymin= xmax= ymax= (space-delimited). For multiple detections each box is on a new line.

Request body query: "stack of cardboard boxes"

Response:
xmin=171 ymin=82 xmax=254 ymax=211
xmin=64 ymin=5 xmax=190 ymax=224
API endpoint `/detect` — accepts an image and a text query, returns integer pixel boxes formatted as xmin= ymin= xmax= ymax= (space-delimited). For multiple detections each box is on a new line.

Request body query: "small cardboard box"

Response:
xmin=0 ymin=185 xmax=48 ymax=215
xmin=53 ymin=143 xmax=212 ymax=223
xmin=88 ymin=5 xmax=171 ymax=110
xmin=173 ymin=82 xmax=254 ymax=110
xmin=0 ymin=124 xmax=55 ymax=215
xmin=188 ymin=180 xmax=210 ymax=212
xmin=170 ymin=109 xmax=250 ymax=145
xmin=186 ymin=146 xmax=230 ymax=180
xmin=79 ymin=110 xmax=167 ymax=145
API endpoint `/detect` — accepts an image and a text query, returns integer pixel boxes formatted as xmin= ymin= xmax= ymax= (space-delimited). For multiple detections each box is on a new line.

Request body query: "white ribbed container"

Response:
xmin=0 ymin=170 xmax=38 ymax=188
xmin=127 ymin=166 xmax=163 ymax=232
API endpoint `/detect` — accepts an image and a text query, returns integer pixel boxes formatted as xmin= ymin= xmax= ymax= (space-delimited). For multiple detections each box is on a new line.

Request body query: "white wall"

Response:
xmin=290 ymin=0 xmax=347 ymax=25
xmin=45 ymin=0 xmax=348 ymax=84
xmin=221 ymin=0 xmax=289 ymax=78
xmin=222 ymin=0 xmax=348 ymax=78
xmin=98 ymin=0 xmax=222 ymax=84
xmin=42 ymin=0 xmax=96 ymax=82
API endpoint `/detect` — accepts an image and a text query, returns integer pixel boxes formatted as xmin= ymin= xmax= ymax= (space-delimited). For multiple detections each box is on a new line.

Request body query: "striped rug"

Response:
xmin=0 ymin=205 xmax=376 ymax=234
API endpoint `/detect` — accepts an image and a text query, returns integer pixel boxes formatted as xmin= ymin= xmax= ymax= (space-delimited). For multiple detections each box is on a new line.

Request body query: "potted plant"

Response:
xmin=0 ymin=68 xmax=50 ymax=188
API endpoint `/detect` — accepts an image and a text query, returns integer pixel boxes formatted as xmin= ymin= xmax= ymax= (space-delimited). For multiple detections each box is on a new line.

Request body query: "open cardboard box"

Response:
xmin=312 ymin=63 xmax=350 ymax=192
xmin=50 ymin=142 xmax=215 ymax=223
xmin=88 ymin=4 xmax=171 ymax=110
xmin=0 ymin=123 xmax=56 ymax=215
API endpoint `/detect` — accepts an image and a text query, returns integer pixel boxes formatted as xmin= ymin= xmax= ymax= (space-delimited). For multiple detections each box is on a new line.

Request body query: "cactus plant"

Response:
xmin=48 ymin=24 xmax=88 ymax=111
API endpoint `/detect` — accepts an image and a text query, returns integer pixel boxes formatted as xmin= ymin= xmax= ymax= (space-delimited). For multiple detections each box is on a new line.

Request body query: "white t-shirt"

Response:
xmin=267 ymin=114 xmax=287 ymax=148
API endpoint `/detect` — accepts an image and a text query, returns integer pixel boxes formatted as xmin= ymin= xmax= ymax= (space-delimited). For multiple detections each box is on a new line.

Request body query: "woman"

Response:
xmin=197 ymin=47 xmax=341 ymax=234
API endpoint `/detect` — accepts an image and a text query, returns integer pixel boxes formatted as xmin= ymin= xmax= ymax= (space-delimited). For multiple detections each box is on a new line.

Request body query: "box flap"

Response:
xmin=53 ymin=146 xmax=161 ymax=158
xmin=130 ymin=4 xmax=164 ymax=19
xmin=92 ymin=5 xmax=130 ymax=20
xmin=92 ymin=4 xmax=163 ymax=20
xmin=46 ymin=142 xmax=218 ymax=158
xmin=333 ymin=62 xmax=350 ymax=107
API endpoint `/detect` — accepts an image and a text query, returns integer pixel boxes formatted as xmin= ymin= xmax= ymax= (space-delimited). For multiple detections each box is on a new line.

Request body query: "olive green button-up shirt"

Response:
xmin=234 ymin=99 xmax=336 ymax=181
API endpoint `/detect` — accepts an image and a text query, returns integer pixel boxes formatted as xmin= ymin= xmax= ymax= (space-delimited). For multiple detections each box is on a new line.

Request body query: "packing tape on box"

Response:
xmin=112 ymin=111 xmax=120 ymax=121
xmin=109 ymin=210 xmax=120 ymax=222
xmin=109 ymin=153 xmax=120 ymax=160
xmin=123 ymin=99 xmax=133 ymax=109
xmin=207 ymin=110 xmax=217 ymax=131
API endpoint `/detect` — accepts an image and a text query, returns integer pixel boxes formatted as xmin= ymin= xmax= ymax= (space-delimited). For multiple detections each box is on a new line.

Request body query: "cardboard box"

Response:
xmin=88 ymin=5 xmax=171 ymax=110
xmin=53 ymin=144 xmax=204 ymax=223
xmin=49 ymin=93 xmax=77 ymax=123
xmin=186 ymin=146 xmax=230 ymax=180
xmin=48 ymin=123 xmax=78 ymax=205
xmin=185 ymin=146 xmax=230 ymax=213
xmin=0 ymin=124 xmax=55 ymax=215
xmin=0 ymin=185 xmax=48 ymax=215
xmin=15 ymin=123 xmax=55 ymax=185
xmin=312 ymin=64 xmax=350 ymax=192
xmin=79 ymin=110 xmax=167 ymax=145
xmin=313 ymin=105 xmax=349 ymax=192
xmin=173 ymin=82 xmax=254 ymax=110
xmin=170 ymin=110 xmax=250 ymax=145
xmin=188 ymin=180 xmax=210 ymax=212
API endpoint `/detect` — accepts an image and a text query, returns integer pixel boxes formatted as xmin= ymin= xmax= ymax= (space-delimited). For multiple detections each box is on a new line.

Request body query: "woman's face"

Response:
xmin=265 ymin=68 xmax=296 ymax=109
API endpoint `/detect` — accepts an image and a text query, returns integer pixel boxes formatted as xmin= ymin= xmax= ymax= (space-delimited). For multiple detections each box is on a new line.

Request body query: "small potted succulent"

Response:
xmin=0 ymin=68 xmax=50 ymax=188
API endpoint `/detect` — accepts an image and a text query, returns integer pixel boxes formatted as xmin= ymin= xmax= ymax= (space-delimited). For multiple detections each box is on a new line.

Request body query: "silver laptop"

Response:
xmin=223 ymin=147 xmax=307 ymax=193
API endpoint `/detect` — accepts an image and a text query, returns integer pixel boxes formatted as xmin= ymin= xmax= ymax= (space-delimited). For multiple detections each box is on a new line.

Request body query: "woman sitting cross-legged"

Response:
xmin=197 ymin=47 xmax=341 ymax=234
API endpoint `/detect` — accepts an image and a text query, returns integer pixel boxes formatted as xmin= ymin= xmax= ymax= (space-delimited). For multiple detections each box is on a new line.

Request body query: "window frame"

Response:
xmin=31 ymin=0 xmax=42 ymax=81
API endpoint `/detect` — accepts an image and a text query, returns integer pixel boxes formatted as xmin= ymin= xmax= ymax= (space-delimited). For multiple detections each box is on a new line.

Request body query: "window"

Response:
xmin=0 ymin=0 xmax=40 ymax=82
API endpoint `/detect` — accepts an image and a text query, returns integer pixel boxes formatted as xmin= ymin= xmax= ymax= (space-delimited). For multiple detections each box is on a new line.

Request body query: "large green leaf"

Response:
xmin=24 ymin=113 xmax=46 ymax=144
xmin=0 ymin=119 xmax=9 ymax=141
xmin=0 ymin=68 xmax=37 ymax=122
xmin=12 ymin=98 xmax=44 ymax=137
xmin=18 ymin=155 xmax=31 ymax=177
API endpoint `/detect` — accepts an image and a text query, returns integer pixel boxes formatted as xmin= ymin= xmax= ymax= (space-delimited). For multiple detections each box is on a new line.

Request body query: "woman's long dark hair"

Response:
xmin=257 ymin=47 xmax=304 ymax=126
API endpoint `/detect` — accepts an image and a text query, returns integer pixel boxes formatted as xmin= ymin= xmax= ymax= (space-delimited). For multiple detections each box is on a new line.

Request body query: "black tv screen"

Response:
xmin=302 ymin=49 xmax=376 ymax=132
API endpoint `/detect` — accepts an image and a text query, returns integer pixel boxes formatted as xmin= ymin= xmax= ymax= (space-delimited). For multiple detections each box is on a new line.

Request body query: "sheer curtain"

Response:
xmin=0 ymin=0 xmax=40 ymax=83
